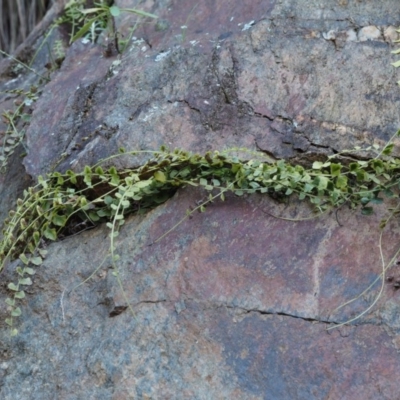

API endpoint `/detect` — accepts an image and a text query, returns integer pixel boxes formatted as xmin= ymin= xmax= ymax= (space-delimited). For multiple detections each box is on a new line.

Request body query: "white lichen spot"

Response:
xmin=323 ymin=30 xmax=336 ymax=40
xmin=155 ymin=50 xmax=171 ymax=62
xmin=141 ymin=46 xmax=147 ymax=52
xmin=204 ymin=100 xmax=210 ymax=105
xmin=230 ymin=17 xmax=234 ymax=22
xmin=190 ymin=40 xmax=198 ymax=46
xmin=81 ymin=38 xmax=90 ymax=44
xmin=242 ymin=20 xmax=255 ymax=31
xmin=346 ymin=29 xmax=357 ymax=42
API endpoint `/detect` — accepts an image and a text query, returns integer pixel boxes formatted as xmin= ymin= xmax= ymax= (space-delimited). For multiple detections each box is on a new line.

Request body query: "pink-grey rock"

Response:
xmin=384 ymin=25 xmax=400 ymax=43
xmin=2 ymin=0 xmax=400 ymax=399
xmin=358 ymin=26 xmax=382 ymax=42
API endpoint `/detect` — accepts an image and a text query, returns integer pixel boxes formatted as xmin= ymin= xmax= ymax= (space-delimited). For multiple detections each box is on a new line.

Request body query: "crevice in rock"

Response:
xmin=253 ymin=111 xmax=274 ymax=121
xmin=167 ymin=98 xmax=202 ymax=114
xmin=134 ymin=299 xmax=167 ymax=306
xmin=225 ymin=304 xmax=341 ymax=326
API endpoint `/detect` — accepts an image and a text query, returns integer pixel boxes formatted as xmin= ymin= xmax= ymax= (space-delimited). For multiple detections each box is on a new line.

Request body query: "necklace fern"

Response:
xmin=2 ymin=140 xmax=400 ymax=335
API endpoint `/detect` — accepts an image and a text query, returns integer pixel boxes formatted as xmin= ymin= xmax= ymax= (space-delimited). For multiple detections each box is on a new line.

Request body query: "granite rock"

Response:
xmin=1 ymin=1 xmax=400 ymax=399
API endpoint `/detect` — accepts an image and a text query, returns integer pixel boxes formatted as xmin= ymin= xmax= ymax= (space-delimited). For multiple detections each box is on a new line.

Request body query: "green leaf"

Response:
xmin=19 ymin=278 xmax=32 ymax=286
xmin=33 ymin=231 xmax=40 ymax=245
xmin=361 ymin=207 xmax=373 ymax=215
xmin=383 ymin=143 xmax=394 ymax=155
xmin=356 ymin=170 xmax=366 ymax=182
xmin=14 ymin=291 xmax=25 ymax=299
xmin=5 ymin=318 xmax=13 ymax=326
xmin=89 ymin=211 xmax=100 ymax=222
xmin=8 ymin=283 xmax=19 ymax=291
xmin=52 ymin=214 xmax=67 ymax=227
xmin=30 ymin=257 xmax=42 ymax=266
xmin=154 ymin=171 xmax=166 ymax=183
xmin=38 ymin=249 xmax=48 ymax=258
xmin=391 ymin=60 xmax=400 ymax=68
xmin=97 ymin=209 xmax=110 ymax=217
xmin=304 ymin=183 xmax=314 ymax=193
xmin=95 ymin=166 xmax=104 ymax=175
xmin=38 ymin=175 xmax=48 ymax=189
xmin=109 ymin=5 xmax=121 ymax=16
xmin=336 ymin=175 xmax=347 ymax=189
xmin=104 ymin=195 xmax=113 ymax=205
xmin=135 ymin=180 xmax=152 ymax=188
xmin=316 ymin=176 xmax=329 ymax=190
xmin=5 ymin=298 xmax=15 ymax=306
xmin=11 ymin=307 xmax=22 ymax=317
xmin=121 ymin=200 xmax=130 ymax=208
xmin=330 ymin=163 xmax=342 ymax=177
xmin=349 ymin=163 xmax=359 ymax=172
xmin=312 ymin=161 xmax=324 ymax=170
xmin=44 ymin=227 xmax=57 ymax=241
xmin=71 ymin=16 xmax=104 ymax=42
xmin=66 ymin=170 xmax=77 ymax=184
xmin=19 ymin=254 xmax=29 ymax=265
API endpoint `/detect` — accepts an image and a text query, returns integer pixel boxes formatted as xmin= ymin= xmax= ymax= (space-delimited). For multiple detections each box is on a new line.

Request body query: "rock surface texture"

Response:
xmin=1 ymin=0 xmax=400 ymax=399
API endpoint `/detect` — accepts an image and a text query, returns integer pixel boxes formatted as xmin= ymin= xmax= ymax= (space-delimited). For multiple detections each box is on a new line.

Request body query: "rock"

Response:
xmin=358 ymin=26 xmax=382 ymax=41
xmin=384 ymin=25 xmax=400 ymax=42
xmin=2 ymin=0 xmax=400 ymax=399
xmin=346 ymin=29 xmax=357 ymax=42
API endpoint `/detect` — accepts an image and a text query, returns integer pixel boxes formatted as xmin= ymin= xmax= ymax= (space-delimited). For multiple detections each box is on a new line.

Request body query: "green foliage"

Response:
xmin=60 ymin=0 xmax=157 ymax=48
xmin=2 ymin=140 xmax=400 ymax=334
xmin=391 ymin=28 xmax=400 ymax=84
xmin=0 ymin=2 xmax=157 ymax=175
xmin=0 ymin=85 xmax=40 ymax=171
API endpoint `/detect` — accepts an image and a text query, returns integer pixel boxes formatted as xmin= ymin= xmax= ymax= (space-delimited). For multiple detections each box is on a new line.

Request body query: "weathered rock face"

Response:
xmin=1 ymin=0 xmax=400 ymax=399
